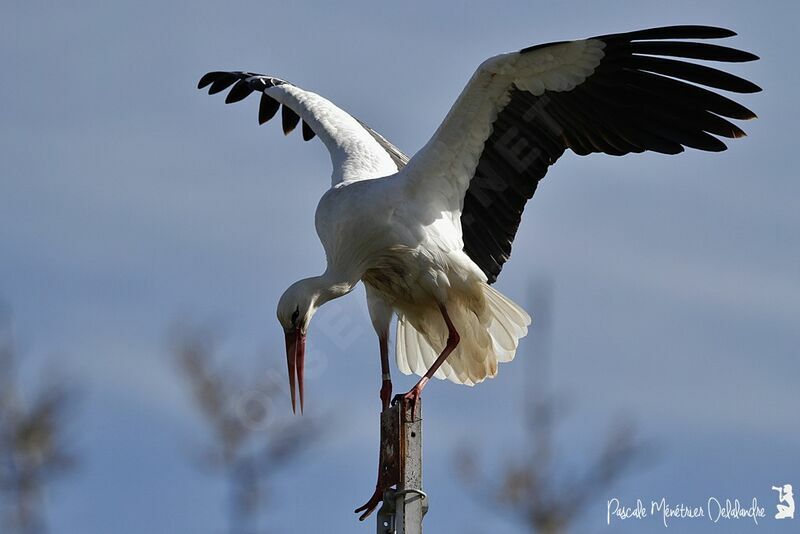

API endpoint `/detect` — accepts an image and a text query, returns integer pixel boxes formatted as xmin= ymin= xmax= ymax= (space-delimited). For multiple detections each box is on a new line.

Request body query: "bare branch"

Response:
xmin=172 ymin=327 xmax=320 ymax=534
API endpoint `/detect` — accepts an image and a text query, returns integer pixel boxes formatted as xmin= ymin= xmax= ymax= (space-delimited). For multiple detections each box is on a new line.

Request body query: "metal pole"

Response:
xmin=376 ymin=398 xmax=427 ymax=534
xmin=396 ymin=399 xmax=425 ymax=533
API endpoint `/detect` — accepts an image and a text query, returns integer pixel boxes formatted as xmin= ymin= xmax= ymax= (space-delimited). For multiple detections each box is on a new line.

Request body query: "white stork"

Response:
xmin=199 ymin=22 xmax=758 ymax=460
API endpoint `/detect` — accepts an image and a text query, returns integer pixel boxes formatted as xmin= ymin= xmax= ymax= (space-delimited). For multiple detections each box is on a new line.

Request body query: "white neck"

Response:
xmin=305 ymin=269 xmax=357 ymax=308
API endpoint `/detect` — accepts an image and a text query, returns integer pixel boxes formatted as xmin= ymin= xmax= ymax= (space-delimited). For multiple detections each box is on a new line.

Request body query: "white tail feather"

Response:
xmin=395 ymin=284 xmax=531 ymax=386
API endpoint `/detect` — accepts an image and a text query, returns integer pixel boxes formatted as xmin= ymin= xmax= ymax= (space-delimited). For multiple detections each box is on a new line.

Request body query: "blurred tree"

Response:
xmin=173 ymin=329 xmax=318 ymax=534
xmin=454 ymin=281 xmax=649 ymax=534
xmin=0 ymin=319 xmax=77 ymax=534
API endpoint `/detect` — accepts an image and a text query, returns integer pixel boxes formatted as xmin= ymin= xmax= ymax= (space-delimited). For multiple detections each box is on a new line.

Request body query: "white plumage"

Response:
xmin=265 ymin=84 xmax=398 ymax=184
xmin=397 ymin=284 xmax=529 ymax=385
xmin=198 ymin=25 xmax=759 ymax=417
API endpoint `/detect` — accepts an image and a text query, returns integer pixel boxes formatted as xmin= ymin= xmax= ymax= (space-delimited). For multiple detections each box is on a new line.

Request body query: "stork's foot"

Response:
xmin=400 ymin=378 xmax=427 ymax=422
xmin=355 ymin=484 xmax=385 ymax=521
xmin=379 ymin=379 xmax=392 ymax=412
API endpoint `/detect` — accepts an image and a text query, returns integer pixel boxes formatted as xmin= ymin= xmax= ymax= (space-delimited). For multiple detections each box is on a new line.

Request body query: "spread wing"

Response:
xmin=198 ymin=72 xmax=407 ymax=185
xmin=401 ymin=26 xmax=760 ymax=282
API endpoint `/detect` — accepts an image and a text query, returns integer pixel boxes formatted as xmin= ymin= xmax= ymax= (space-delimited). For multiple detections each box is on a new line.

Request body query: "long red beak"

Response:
xmin=284 ymin=329 xmax=306 ymax=414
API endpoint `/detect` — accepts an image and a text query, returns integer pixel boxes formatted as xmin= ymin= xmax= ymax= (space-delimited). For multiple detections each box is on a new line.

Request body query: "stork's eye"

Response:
xmin=291 ymin=308 xmax=300 ymax=325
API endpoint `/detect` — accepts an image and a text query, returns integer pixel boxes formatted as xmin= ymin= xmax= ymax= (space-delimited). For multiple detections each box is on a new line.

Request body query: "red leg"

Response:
xmin=402 ymin=303 xmax=460 ymax=418
xmin=354 ymin=463 xmax=386 ymax=520
xmin=378 ymin=333 xmax=392 ymax=412
xmin=354 ymin=333 xmax=394 ymax=520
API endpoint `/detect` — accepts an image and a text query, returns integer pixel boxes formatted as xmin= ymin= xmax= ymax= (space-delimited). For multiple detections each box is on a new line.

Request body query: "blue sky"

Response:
xmin=1 ymin=1 xmax=798 ymax=532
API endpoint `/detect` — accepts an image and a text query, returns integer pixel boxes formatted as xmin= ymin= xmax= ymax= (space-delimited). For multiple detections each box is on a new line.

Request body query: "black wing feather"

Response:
xmin=461 ymin=25 xmax=760 ymax=283
xmin=225 ymin=80 xmax=255 ymax=103
xmin=281 ymin=105 xmax=300 ymax=135
xmin=302 ymin=120 xmax=316 ymax=141
xmin=198 ymin=71 xmax=409 ymax=171
xmin=208 ymin=75 xmax=239 ymax=95
xmin=630 ymin=41 xmax=759 ymax=62
xmin=258 ymin=93 xmax=280 ymax=124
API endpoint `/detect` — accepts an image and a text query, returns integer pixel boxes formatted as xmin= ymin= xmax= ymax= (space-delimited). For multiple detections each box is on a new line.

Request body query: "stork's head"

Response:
xmin=276 ymin=275 xmax=355 ymax=413
xmin=276 ymin=279 xmax=320 ymax=414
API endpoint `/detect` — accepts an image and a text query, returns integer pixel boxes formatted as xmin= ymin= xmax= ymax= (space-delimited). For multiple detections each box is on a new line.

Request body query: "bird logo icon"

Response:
xmin=772 ymin=484 xmax=795 ymax=520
